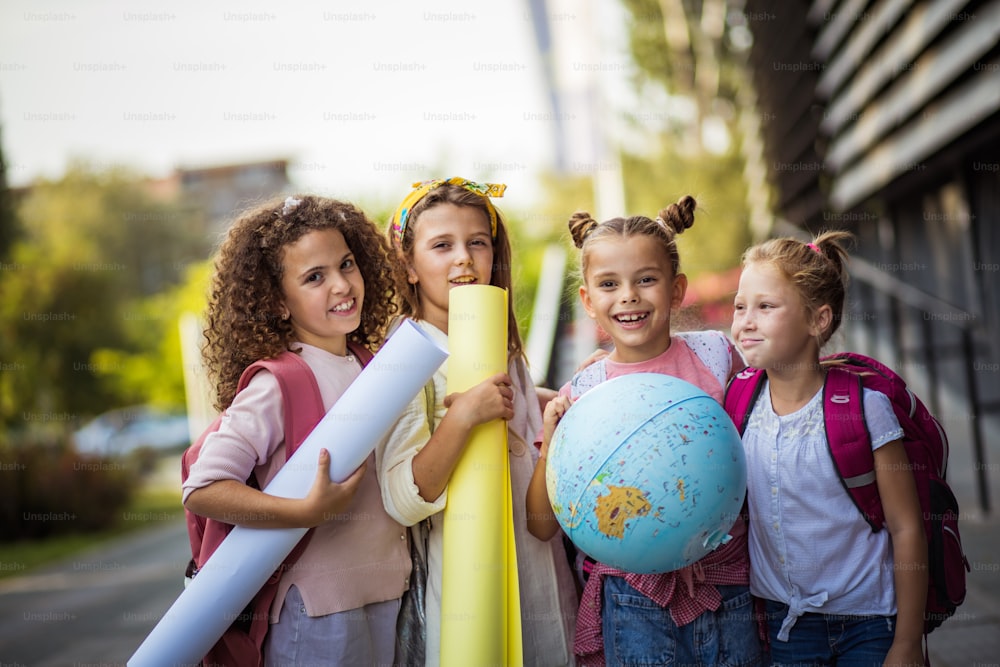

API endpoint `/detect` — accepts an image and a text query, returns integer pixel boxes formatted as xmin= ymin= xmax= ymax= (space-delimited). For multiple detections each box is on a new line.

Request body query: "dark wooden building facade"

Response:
xmin=742 ymin=0 xmax=1000 ymax=514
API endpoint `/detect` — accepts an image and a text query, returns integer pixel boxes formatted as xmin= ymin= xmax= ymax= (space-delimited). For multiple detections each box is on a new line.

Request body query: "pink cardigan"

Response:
xmin=183 ymin=343 xmax=410 ymax=619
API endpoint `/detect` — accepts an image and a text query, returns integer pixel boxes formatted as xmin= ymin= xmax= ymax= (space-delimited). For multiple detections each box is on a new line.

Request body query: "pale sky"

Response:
xmin=0 ymin=0 xmax=612 ymax=209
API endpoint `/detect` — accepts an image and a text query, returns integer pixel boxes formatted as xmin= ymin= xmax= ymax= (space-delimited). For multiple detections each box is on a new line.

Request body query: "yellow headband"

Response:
xmin=389 ymin=177 xmax=507 ymax=247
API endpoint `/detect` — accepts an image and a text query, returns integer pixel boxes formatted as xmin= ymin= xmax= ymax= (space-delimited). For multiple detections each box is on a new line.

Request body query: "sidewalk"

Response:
xmin=925 ymin=511 xmax=1000 ymax=666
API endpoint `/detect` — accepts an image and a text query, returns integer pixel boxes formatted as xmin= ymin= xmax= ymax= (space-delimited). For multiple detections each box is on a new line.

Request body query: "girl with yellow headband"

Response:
xmin=379 ymin=178 xmax=579 ymax=666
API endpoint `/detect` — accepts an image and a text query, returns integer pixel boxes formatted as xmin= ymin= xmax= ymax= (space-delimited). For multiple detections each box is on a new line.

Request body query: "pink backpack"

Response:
xmin=181 ymin=343 xmax=372 ymax=667
xmin=724 ymin=352 xmax=969 ymax=635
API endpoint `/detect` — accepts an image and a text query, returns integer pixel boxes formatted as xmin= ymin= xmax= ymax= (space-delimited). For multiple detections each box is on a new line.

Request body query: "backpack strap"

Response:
xmin=240 ymin=344 xmax=373 ymax=457
xmin=723 ymin=367 xmax=767 ymax=435
xmin=227 ymin=347 xmax=373 ymax=661
xmin=675 ymin=330 xmax=732 ymax=391
xmin=570 ymin=358 xmax=607 ymax=399
xmin=723 ymin=365 xmax=887 ymax=532
xmin=191 ymin=350 xmax=333 ymax=569
xmin=823 ymin=366 xmax=884 ymax=531
xmin=423 ymin=380 xmax=437 ymax=435
xmin=191 ymin=351 xmax=326 ymax=572
xmin=240 ymin=352 xmax=325 ymax=459
xmin=347 ymin=339 xmax=375 ymax=367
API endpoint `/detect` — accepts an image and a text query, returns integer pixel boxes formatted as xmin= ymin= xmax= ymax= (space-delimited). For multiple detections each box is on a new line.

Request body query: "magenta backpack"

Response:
xmin=724 ymin=352 xmax=969 ymax=635
xmin=181 ymin=344 xmax=372 ymax=666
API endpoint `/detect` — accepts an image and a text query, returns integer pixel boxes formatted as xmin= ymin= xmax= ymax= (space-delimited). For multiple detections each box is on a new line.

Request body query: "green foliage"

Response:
xmin=621 ymin=0 xmax=748 ymax=112
xmin=0 ymin=124 xmax=20 ymax=261
xmin=525 ymin=152 xmax=748 ymax=279
xmin=0 ymin=164 xmax=210 ymax=432
xmin=621 ymin=147 xmax=749 ymax=277
xmin=91 ymin=261 xmax=212 ymax=410
xmin=489 ymin=173 xmax=591 ymax=337
xmin=621 ymin=0 xmax=675 ymax=90
xmin=529 ymin=172 xmax=598 ymax=244
xmin=611 ymin=0 xmax=754 ymax=280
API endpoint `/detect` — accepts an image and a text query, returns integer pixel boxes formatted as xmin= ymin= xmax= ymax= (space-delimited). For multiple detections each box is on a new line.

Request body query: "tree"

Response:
xmin=90 ymin=260 xmax=213 ymax=411
xmin=621 ymin=146 xmax=749 ymax=276
xmin=615 ymin=0 xmax=755 ymax=280
xmin=0 ymin=165 xmax=209 ymax=433
xmin=0 ymin=122 xmax=20 ymax=261
xmin=621 ymin=0 xmax=749 ymax=154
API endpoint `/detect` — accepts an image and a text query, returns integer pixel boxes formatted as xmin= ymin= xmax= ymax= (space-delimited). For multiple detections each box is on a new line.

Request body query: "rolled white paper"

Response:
xmin=129 ymin=319 xmax=447 ymax=667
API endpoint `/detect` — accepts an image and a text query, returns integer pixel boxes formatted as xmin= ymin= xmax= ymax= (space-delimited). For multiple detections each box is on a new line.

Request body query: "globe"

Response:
xmin=545 ymin=372 xmax=747 ymax=574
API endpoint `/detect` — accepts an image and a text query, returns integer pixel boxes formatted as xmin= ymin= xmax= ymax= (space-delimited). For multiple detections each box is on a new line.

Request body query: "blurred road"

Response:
xmin=0 ymin=517 xmax=188 ymax=666
xmin=0 ymin=450 xmax=995 ymax=666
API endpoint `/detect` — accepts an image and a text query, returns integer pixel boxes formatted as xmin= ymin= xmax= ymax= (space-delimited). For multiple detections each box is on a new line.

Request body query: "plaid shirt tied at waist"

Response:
xmin=573 ymin=519 xmax=750 ymax=667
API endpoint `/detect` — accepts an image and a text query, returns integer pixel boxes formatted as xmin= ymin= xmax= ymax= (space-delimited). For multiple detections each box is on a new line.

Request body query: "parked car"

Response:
xmin=73 ymin=405 xmax=190 ymax=457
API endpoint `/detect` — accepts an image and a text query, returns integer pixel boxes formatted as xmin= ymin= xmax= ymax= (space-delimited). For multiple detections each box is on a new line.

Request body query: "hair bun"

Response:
xmin=656 ymin=195 xmax=696 ymax=235
xmin=568 ymin=211 xmax=599 ymax=248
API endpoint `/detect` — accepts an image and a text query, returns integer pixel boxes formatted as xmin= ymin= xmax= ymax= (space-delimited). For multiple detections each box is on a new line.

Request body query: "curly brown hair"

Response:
xmin=390 ymin=182 xmax=524 ymax=359
xmin=204 ymin=195 xmax=398 ymax=410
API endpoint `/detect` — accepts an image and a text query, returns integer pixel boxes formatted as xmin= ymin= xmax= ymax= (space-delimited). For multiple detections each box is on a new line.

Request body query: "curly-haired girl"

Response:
xmin=184 ymin=195 xmax=409 ymax=665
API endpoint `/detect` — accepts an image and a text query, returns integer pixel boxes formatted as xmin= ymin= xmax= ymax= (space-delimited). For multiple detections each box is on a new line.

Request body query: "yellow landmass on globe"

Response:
xmin=595 ymin=485 xmax=651 ymax=539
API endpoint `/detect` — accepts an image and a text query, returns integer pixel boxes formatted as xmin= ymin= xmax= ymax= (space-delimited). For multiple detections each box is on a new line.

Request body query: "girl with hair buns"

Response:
xmin=183 ymin=195 xmax=410 ymax=665
xmin=731 ymin=232 xmax=926 ymax=666
xmin=527 ymin=196 xmax=763 ymax=666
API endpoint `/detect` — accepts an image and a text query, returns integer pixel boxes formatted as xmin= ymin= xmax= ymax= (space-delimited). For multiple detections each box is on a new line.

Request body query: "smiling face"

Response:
xmin=731 ymin=261 xmax=830 ymax=373
xmin=406 ymin=203 xmax=494 ymax=334
xmin=580 ymin=234 xmax=687 ymax=363
xmin=279 ymin=227 xmax=364 ymax=356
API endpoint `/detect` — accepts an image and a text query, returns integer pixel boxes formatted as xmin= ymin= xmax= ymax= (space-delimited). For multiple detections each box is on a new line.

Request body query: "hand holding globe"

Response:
xmin=545 ymin=373 xmax=747 ymax=574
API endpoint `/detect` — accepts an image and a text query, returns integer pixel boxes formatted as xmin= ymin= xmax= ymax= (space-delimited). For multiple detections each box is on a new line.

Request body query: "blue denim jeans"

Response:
xmin=764 ymin=599 xmax=896 ymax=667
xmin=602 ymin=578 xmax=764 ymax=666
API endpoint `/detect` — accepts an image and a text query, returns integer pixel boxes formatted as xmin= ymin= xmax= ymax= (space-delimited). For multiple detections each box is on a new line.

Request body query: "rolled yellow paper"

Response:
xmin=440 ymin=285 xmax=523 ymax=667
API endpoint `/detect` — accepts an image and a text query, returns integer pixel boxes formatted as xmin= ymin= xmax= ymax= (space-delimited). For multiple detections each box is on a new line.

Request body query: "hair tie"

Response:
xmin=390 ymin=177 xmax=506 ymax=247
xmin=281 ymin=196 xmax=302 ymax=216
xmin=807 ymin=242 xmax=822 ymax=254
xmin=655 ymin=217 xmax=671 ymax=232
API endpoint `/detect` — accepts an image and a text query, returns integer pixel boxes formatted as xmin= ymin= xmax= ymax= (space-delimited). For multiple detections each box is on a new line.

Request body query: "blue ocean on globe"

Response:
xmin=545 ymin=372 xmax=747 ymax=574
